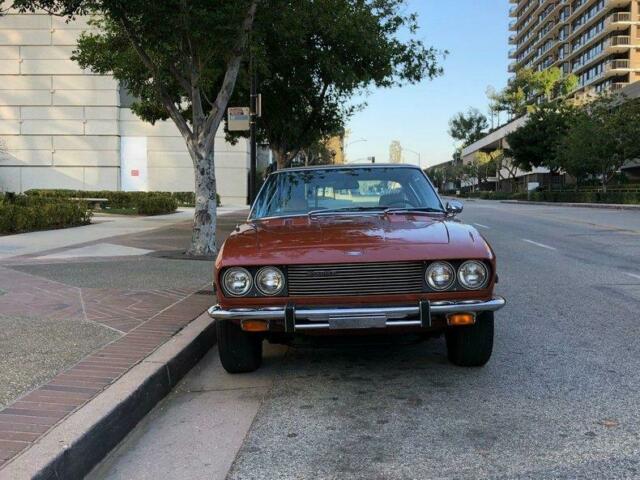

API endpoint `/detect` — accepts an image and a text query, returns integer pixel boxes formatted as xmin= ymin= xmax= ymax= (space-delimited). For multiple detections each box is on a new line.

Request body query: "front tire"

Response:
xmin=445 ymin=311 xmax=494 ymax=367
xmin=216 ymin=319 xmax=263 ymax=373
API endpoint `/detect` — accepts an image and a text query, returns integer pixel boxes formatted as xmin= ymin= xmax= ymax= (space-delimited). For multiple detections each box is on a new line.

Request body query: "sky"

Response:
xmin=345 ymin=0 xmax=511 ymax=168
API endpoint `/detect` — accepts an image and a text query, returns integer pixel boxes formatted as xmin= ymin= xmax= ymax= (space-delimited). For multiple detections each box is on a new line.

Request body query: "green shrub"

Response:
xmin=136 ymin=195 xmax=178 ymax=215
xmin=24 ymin=189 xmax=222 ymax=209
xmin=0 ymin=195 xmax=92 ymax=234
xmin=527 ymin=190 xmax=640 ymax=204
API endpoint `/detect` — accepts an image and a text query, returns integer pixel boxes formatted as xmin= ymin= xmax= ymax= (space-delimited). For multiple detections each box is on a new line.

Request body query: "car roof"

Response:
xmin=273 ymin=163 xmax=423 ymax=173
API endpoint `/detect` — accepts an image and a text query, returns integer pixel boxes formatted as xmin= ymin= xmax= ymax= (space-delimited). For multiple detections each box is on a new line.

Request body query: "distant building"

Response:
xmin=509 ymin=0 xmax=640 ymax=95
xmin=460 ymin=1 xmax=640 ymax=191
xmin=0 ymin=10 xmax=249 ymax=205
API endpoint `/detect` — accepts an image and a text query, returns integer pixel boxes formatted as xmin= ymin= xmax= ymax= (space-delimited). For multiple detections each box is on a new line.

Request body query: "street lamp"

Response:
xmin=403 ymin=147 xmax=422 ymax=169
xmin=345 ymin=138 xmax=367 ymax=163
xmin=346 ymin=138 xmax=367 ymax=148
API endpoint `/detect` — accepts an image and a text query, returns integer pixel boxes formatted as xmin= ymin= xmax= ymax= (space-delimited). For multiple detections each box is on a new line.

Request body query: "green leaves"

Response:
xmin=489 ymin=67 xmax=578 ymax=118
xmin=558 ymin=95 xmax=640 ymax=188
xmin=506 ymin=102 xmax=577 ymax=174
xmin=448 ymin=108 xmax=489 ymax=148
xmin=231 ymin=0 xmax=444 ymax=165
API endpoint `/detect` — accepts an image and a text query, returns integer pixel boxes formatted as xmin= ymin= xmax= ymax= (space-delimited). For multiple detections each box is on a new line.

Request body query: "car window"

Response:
xmin=251 ymin=167 xmax=442 ymax=219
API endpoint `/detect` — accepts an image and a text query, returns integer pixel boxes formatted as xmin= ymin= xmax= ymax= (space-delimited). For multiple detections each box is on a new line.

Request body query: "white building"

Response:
xmin=0 ymin=10 xmax=249 ymax=205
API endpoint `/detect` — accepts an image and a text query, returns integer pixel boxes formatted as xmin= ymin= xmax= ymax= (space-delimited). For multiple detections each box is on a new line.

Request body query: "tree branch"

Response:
xmin=114 ymin=13 xmax=195 ymax=158
xmin=201 ymin=0 xmax=259 ymax=155
xmin=285 ymin=81 xmax=330 ymax=166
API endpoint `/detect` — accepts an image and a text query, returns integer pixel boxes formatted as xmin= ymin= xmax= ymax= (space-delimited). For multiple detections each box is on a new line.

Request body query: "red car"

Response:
xmin=209 ymin=164 xmax=505 ymax=373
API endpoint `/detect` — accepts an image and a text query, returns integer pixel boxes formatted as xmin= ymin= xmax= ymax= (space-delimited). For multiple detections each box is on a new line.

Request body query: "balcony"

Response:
xmin=610 ymin=82 xmax=628 ymax=91
xmin=509 ymin=5 xmax=518 ymax=17
xmin=606 ymin=12 xmax=632 ymax=31
xmin=605 ymin=59 xmax=631 ymax=74
xmin=607 ymin=35 xmax=632 ymax=52
xmin=508 ymin=61 xmax=518 ymax=73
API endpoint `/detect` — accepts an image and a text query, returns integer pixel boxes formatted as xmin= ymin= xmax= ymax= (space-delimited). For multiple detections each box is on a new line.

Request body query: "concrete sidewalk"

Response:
xmin=0 ymin=205 xmax=247 ymax=260
xmin=0 ymin=208 xmax=248 ymax=468
xmin=500 ymin=199 xmax=640 ymax=211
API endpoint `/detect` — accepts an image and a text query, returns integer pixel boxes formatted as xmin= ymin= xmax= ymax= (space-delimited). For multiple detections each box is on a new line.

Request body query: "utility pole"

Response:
xmin=249 ymin=50 xmax=258 ymax=205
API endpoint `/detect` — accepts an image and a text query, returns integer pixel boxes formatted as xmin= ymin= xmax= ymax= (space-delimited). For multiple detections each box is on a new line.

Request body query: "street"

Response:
xmin=89 ymin=200 xmax=640 ymax=480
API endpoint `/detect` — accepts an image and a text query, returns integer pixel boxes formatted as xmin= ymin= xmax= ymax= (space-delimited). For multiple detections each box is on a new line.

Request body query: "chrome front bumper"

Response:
xmin=208 ymin=296 xmax=506 ymax=332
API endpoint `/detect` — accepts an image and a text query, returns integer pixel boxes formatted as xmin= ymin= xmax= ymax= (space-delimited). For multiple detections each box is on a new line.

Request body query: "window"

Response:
xmin=251 ymin=167 xmax=443 ymax=219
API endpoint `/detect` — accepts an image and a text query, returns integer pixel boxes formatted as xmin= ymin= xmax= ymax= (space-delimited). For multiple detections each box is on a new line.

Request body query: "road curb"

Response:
xmin=500 ymin=200 xmax=640 ymax=211
xmin=0 ymin=313 xmax=216 ymax=480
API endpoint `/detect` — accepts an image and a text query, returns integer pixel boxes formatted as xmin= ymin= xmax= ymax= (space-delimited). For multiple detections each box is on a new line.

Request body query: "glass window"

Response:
xmin=251 ymin=167 xmax=443 ymax=219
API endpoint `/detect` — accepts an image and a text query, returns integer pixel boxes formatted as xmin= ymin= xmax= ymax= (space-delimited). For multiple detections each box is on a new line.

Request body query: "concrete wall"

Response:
xmin=0 ymin=11 xmax=249 ymax=205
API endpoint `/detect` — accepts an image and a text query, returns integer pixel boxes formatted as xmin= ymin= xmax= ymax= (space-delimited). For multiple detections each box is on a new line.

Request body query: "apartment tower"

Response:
xmin=509 ymin=0 xmax=640 ymax=93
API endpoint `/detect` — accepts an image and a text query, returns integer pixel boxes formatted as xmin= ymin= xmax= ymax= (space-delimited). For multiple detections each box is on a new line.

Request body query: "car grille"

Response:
xmin=287 ymin=261 xmax=424 ymax=297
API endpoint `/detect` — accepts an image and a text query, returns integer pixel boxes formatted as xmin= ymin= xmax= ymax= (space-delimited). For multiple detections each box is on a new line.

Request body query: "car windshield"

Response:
xmin=250 ymin=167 xmax=443 ymax=220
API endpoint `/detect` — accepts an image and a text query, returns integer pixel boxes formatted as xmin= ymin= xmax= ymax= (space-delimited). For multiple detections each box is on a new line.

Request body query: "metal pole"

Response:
xmin=249 ymin=52 xmax=257 ymax=204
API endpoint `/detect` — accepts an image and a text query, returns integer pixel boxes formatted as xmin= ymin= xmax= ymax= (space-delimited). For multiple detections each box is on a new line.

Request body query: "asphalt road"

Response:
xmin=89 ymin=201 xmax=640 ymax=480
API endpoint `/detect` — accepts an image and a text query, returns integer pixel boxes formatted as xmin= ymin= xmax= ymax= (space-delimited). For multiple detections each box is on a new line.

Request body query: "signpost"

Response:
xmin=227 ymin=107 xmax=250 ymax=132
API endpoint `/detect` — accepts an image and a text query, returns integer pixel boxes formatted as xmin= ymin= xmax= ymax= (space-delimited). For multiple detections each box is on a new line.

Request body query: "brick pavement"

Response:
xmin=0 ymin=211 xmax=247 ymax=468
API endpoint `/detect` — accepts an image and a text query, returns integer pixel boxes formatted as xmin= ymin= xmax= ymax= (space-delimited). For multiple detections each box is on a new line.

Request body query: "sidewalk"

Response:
xmin=0 ymin=205 xmax=247 ymax=260
xmin=0 ymin=208 xmax=247 ymax=467
xmin=500 ymin=200 xmax=640 ymax=211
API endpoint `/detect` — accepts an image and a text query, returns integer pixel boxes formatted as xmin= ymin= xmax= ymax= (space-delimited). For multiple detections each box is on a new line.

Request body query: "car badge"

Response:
xmin=346 ymin=250 xmax=363 ymax=256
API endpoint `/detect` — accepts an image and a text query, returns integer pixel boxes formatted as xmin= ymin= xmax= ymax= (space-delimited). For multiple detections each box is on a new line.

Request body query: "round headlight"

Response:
xmin=255 ymin=267 xmax=285 ymax=296
xmin=222 ymin=267 xmax=253 ymax=297
xmin=458 ymin=261 xmax=489 ymax=290
xmin=425 ymin=262 xmax=455 ymax=291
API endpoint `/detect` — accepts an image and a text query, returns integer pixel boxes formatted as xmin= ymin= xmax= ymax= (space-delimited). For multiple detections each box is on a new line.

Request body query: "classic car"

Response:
xmin=209 ymin=164 xmax=505 ymax=373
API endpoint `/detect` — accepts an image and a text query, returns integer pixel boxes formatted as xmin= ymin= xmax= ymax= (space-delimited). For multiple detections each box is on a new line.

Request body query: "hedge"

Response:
xmin=528 ymin=191 xmax=640 ymax=204
xmin=459 ymin=190 xmax=640 ymax=204
xmin=0 ymin=194 xmax=92 ymax=234
xmin=24 ymin=190 xmax=221 ymax=210
xmin=136 ymin=195 xmax=179 ymax=215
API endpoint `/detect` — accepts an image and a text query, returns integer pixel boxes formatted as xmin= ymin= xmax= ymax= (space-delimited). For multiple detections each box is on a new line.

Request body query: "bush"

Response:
xmin=0 ymin=194 xmax=92 ymax=234
xmin=136 ymin=195 xmax=178 ymax=215
xmin=526 ymin=191 xmax=639 ymax=204
xmin=24 ymin=189 xmax=221 ymax=210
xmin=458 ymin=190 xmax=640 ymax=204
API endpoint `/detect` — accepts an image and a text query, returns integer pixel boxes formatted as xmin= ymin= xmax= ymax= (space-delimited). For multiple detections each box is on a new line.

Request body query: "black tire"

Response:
xmin=216 ymin=319 xmax=263 ymax=373
xmin=445 ymin=311 xmax=494 ymax=367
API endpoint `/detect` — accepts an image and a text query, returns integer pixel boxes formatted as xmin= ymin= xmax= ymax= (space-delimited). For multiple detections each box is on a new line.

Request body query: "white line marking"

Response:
xmin=522 ymin=239 xmax=557 ymax=251
xmin=473 ymin=223 xmax=490 ymax=229
xmin=624 ymin=272 xmax=640 ymax=281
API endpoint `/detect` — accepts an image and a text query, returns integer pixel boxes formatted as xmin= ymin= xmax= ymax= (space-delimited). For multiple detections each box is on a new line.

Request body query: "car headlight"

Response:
xmin=222 ymin=267 xmax=253 ymax=297
xmin=425 ymin=262 xmax=455 ymax=291
xmin=255 ymin=267 xmax=285 ymax=296
xmin=458 ymin=261 xmax=489 ymax=290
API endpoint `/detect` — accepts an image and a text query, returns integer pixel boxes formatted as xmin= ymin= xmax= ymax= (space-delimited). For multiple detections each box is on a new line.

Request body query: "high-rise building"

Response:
xmin=508 ymin=0 xmax=640 ymax=94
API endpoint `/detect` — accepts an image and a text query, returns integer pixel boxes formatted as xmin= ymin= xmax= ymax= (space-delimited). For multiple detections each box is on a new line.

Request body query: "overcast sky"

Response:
xmin=345 ymin=0 xmax=510 ymax=168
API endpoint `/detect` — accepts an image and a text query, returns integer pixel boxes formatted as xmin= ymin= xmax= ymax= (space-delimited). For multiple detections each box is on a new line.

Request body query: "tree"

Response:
xmin=489 ymin=67 xmax=578 ymax=119
xmin=559 ymin=95 xmax=640 ymax=192
xmin=506 ymin=102 xmax=578 ymax=178
xmin=5 ymin=0 xmax=258 ymax=256
xmin=230 ymin=0 xmax=444 ymax=168
xmin=448 ymin=108 xmax=489 ymax=148
xmin=475 ymin=149 xmax=502 ymax=189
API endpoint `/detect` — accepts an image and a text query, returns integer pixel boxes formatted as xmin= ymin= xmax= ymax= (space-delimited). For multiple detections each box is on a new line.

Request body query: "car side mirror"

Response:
xmin=446 ymin=200 xmax=463 ymax=217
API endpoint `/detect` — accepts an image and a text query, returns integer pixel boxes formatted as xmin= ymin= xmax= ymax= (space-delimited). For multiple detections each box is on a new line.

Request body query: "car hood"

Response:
xmin=218 ymin=214 xmax=494 ymax=266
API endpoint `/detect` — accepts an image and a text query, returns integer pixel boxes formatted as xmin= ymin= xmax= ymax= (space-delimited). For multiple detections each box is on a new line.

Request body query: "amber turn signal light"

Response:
xmin=241 ymin=319 xmax=270 ymax=332
xmin=447 ymin=313 xmax=476 ymax=326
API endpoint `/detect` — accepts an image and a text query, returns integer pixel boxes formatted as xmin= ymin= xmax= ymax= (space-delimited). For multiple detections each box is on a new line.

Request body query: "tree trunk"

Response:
xmin=274 ymin=149 xmax=289 ymax=169
xmin=188 ymin=148 xmax=218 ymax=256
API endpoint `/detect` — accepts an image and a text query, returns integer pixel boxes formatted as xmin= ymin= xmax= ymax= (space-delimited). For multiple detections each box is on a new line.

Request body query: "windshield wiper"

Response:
xmin=308 ymin=206 xmax=386 ymax=216
xmin=383 ymin=207 xmax=446 ymax=215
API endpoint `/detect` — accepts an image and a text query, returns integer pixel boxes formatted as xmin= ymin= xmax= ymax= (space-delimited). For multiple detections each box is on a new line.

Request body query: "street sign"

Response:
xmin=227 ymin=107 xmax=250 ymax=131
